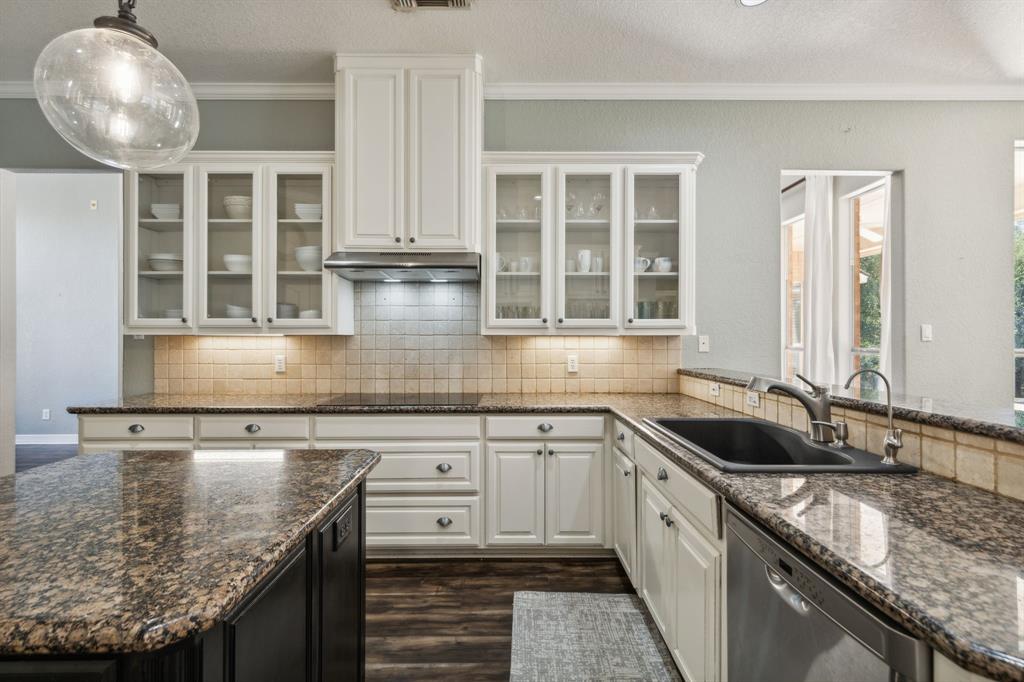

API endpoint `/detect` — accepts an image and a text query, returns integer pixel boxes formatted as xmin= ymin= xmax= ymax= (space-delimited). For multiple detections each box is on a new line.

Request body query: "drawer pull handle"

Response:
xmin=657 ymin=467 xmax=669 ymax=481
xmin=436 ymin=462 xmax=453 ymax=473
xmin=538 ymin=423 xmax=554 ymax=433
xmin=659 ymin=511 xmax=668 ymax=521
xmin=244 ymin=423 xmax=261 ymax=434
xmin=617 ymin=432 xmax=626 ymax=441
xmin=436 ymin=516 xmax=453 ymax=528
xmin=665 ymin=517 xmax=674 ymax=528
xmin=128 ymin=423 xmax=145 ymax=434
xmin=624 ymin=470 xmax=631 ymax=477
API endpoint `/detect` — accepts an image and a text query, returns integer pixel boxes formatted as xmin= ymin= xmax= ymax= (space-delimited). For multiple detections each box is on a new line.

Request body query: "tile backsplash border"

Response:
xmin=679 ymin=374 xmax=1024 ymax=503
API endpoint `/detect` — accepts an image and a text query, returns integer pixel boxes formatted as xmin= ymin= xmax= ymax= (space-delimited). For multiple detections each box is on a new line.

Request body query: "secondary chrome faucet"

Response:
xmin=844 ymin=369 xmax=903 ymax=465
xmin=746 ymin=374 xmax=847 ymax=445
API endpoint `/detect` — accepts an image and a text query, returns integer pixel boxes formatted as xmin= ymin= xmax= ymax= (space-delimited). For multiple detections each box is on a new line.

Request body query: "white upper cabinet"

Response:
xmin=482 ymin=152 xmax=703 ymax=336
xmin=335 ymin=54 xmax=482 ymax=252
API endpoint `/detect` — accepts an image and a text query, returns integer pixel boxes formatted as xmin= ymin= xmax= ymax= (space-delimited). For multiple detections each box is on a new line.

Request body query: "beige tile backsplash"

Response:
xmin=679 ymin=374 xmax=1024 ymax=502
xmin=153 ymin=282 xmax=681 ymax=396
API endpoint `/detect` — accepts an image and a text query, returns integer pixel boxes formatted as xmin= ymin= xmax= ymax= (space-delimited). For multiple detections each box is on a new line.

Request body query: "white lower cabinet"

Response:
xmin=486 ymin=440 xmax=604 ymax=547
xmin=611 ymin=447 xmax=637 ymax=583
xmin=638 ymin=469 xmax=722 ymax=682
xmin=366 ymin=495 xmax=481 ymax=546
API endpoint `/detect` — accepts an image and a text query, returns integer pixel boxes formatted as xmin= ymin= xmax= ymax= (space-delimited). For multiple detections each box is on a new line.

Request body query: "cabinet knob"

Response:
xmin=536 ymin=449 xmax=543 ymax=456
xmin=557 ymin=317 xmax=564 ymax=324
xmin=250 ymin=316 xmax=257 ymax=323
xmin=394 ymin=237 xmax=401 ymax=243
xmin=547 ymin=448 xmax=554 ymax=456
xmin=244 ymin=423 xmax=261 ymax=434
xmin=128 ymin=423 xmax=145 ymax=434
xmin=436 ymin=516 xmax=453 ymax=528
xmin=538 ymin=423 xmax=554 ymax=433
xmin=624 ymin=470 xmax=631 ymax=477
xmin=436 ymin=462 xmax=453 ymax=473
xmin=409 ymin=237 xmax=416 ymax=244
xmin=659 ymin=511 xmax=668 ymax=521
xmin=267 ymin=317 xmax=273 ymax=324
xmin=617 ymin=432 xmax=626 ymax=441
xmin=541 ymin=317 xmax=548 ymax=324
xmin=627 ymin=318 xmax=634 ymax=324
xmin=181 ymin=317 xmax=188 ymax=324
xmin=657 ymin=467 xmax=669 ymax=481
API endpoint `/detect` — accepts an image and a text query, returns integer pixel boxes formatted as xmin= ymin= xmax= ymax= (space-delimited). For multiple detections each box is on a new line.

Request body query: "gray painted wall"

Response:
xmin=487 ymin=100 xmax=1024 ymax=409
xmin=15 ymin=172 xmax=121 ymax=436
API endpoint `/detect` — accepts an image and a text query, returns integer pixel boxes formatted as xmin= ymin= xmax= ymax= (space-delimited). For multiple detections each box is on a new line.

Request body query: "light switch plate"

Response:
xmin=567 ymin=354 xmax=579 ymax=373
xmin=274 ymin=355 xmax=286 ymax=373
xmin=709 ymin=382 xmax=721 ymax=397
xmin=920 ymin=324 xmax=933 ymax=342
xmin=41 ymin=409 xmax=50 ymax=421
xmin=698 ymin=335 xmax=710 ymax=353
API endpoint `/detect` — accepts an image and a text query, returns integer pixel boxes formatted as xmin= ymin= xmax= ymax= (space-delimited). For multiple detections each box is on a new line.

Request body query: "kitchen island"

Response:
xmin=0 ymin=447 xmax=380 ymax=681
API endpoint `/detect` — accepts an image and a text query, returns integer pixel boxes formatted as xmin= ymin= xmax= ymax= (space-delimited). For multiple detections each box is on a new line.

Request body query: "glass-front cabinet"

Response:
xmin=624 ymin=167 xmax=694 ymax=331
xmin=266 ymin=165 xmax=332 ymax=330
xmin=198 ymin=165 xmax=262 ymax=329
xmin=556 ymin=167 xmax=620 ymax=328
xmin=486 ymin=167 xmax=551 ymax=328
xmin=127 ymin=167 xmax=193 ymax=328
xmin=482 ymin=153 xmax=701 ymax=336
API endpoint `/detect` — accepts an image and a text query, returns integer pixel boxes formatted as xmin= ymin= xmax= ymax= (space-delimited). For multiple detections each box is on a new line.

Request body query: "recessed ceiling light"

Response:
xmin=737 ymin=0 xmax=768 ymax=6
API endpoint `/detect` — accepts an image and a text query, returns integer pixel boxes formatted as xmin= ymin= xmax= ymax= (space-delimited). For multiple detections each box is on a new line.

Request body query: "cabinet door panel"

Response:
xmin=672 ymin=512 xmax=721 ymax=682
xmin=639 ymin=475 xmax=673 ymax=637
xmin=612 ymin=448 xmax=637 ymax=583
xmin=408 ymin=69 xmax=469 ymax=250
xmin=544 ymin=442 xmax=604 ymax=545
xmin=318 ymin=495 xmax=362 ymax=682
xmin=340 ymin=68 xmax=404 ymax=249
xmin=486 ymin=442 xmax=544 ymax=545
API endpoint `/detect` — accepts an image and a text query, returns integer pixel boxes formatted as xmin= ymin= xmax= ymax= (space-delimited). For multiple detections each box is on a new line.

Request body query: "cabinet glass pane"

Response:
xmin=206 ymin=173 xmax=255 ymax=320
xmin=274 ymin=173 xmax=325 ymax=321
xmin=137 ymin=172 xmax=185 ymax=320
xmin=494 ymin=174 xmax=543 ymax=321
xmin=633 ymin=174 xmax=680 ymax=321
xmin=564 ymin=174 xmax=612 ymax=321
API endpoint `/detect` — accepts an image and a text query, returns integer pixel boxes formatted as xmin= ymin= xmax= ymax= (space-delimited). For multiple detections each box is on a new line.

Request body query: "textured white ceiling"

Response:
xmin=0 ymin=0 xmax=1022 ymax=86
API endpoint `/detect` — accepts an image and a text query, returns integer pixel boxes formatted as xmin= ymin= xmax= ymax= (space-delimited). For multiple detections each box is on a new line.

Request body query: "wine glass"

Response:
xmin=565 ymin=192 xmax=577 ymax=217
xmin=589 ymin=191 xmax=607 ymax=218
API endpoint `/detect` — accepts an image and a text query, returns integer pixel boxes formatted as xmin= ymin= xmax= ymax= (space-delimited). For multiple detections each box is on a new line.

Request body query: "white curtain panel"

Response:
xmin=803 ymin=175 xmax=836 ymax=386
xmin=878 ymin=176 xmax=894 ymax=377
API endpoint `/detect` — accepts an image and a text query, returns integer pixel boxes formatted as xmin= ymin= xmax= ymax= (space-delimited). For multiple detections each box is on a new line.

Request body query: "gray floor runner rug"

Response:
xmin=509 ymin=591 xmax=682 ymax=681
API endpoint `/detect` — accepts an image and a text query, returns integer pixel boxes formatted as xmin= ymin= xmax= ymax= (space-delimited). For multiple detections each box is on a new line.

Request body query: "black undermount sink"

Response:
xmin=643 ymin=418 xmax=918 ymax=473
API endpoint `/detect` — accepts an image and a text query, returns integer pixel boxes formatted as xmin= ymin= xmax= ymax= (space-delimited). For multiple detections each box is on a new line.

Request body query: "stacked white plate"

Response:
xmin=277 ymin=302 xmax=298 ymax=319
xmin=223 ymin=195 xmax=252 ymax=219
xmin=294 ymin=203 xmax=322 ymax=220
xmin=150 ymin=203 xmax=181 ymax=220
xmin=295 ymin=245 xmax=323 ymax=272
xmin=164 ymin=308 xmax=183 ymax=319
xmin=299 ymin=309 xmax=321 ymax=319
xmin=147 ymin=253 xmax=183 ymax=271
xmin=225 ymin=304 xmax=251 ymax=318
xmin=223 ymin=254 xmax=252 ymax=273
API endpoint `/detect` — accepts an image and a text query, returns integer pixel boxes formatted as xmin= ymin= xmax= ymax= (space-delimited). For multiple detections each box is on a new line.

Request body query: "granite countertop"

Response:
xmin=64 ymin=392 xmax=1024 ymax=680
xmin=0 ymin=448 xmax=380 ymax=656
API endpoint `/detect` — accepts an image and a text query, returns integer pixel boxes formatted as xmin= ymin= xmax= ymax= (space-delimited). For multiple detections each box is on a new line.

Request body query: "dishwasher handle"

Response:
xmin=766 ymin=566 xmax=812 ymax=616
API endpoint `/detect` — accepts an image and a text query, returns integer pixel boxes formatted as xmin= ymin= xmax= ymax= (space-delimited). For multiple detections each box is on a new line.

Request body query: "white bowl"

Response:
xmin=223 ymin=195 xmax=252 ymax=205
xmin=223 ymin=254 xmax=252 ymax=273
xmin=147 ymin=255 xmax=183 ymax=271
xmin=224 ymin=204 xmax=252 ymax=220
xmin=295 ymin=245 xmax=323 ymax=272
xmin=298 ymin=309 xmax=321 ymax=319
xmin=150 ymin=203 xmax=180 ymax=220
xmin=277 ymin=302 xmax=298 ymax=319
xmin=225 ymin=304 xmax=251 ymax=318
xmin=294 ymin=203 xmax=322 ymax=220
xmin=164 ymin=308 xmax=183 ymax=319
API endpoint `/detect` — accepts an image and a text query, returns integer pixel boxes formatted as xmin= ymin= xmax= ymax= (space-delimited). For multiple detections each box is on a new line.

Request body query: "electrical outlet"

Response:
xmin=89 ymin=199 xmax=98 ymax=210
xmin=921 ymin=397 xmax=933 ymax=412
xmin=274 ymin=355 xmax=286 ymax=373
xmin=745 ymin=391 xmax=760 ymax=408
xmin=41 ymin=409 xmax=50 ymax=421
xmin=697 ymin=335 xmax=710 ymax=353
xmin=920 ymin=324 xmax=933 ymax=342
xmin=709 ymin=382 xmax=721 ymax=397
xmin=567 ymin=354 xmax=579 ymax=373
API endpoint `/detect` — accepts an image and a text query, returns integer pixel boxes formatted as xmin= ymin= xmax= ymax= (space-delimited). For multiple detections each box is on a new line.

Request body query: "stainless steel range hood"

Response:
xmin=324 ymin=251 xmax=481 ymax=282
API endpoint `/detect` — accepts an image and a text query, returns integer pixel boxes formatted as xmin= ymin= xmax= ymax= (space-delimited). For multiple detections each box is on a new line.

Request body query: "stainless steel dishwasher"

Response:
xmin=726 ymin=506 xmax=932 ymax=682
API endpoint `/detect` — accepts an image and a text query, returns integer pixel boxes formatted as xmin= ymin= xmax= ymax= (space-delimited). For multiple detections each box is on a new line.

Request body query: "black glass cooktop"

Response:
xmin=316 ymin=393 xmax=482 ymax=407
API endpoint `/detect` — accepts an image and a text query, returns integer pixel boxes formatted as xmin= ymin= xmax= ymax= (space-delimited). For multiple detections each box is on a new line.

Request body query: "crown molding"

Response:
xmin=482 ymin=81 xmax=1024 ymax=101
xmin=2 ymin=80 xmax=1021 ymax=101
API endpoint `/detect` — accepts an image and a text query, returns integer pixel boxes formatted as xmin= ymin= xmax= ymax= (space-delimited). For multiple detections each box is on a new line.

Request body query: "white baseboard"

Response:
xmin=16 ymin=434 xmax=78 ymax=445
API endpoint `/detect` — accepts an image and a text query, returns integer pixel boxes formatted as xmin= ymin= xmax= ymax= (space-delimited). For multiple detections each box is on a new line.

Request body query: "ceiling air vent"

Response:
xmin=392 ymin=0 xmax=471 ymax=10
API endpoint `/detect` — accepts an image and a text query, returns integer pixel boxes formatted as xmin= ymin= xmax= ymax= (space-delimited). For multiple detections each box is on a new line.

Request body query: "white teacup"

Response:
xmin=576 ymin=249 xmax=592 ymax=273
xmin=519 ymin=256 xmax=534 ymax=273
xmin=653 ymin=257 xmax=673 ymax=273
xmin=634 ymin=256 xmax=652 ymax=272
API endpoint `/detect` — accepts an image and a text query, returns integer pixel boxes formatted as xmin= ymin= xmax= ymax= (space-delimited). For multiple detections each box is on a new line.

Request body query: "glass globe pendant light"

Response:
xmin=33 ymin=0 xmax=199 ymax=170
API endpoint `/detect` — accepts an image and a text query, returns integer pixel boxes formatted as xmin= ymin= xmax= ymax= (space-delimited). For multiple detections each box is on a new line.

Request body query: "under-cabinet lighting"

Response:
xmin=384 ymin=278 xmax=400 ymax=283
xmin=431 ymin=279 xmax=449 ymax=283
xmin=737 ymin=0 xmax=767 ymax=5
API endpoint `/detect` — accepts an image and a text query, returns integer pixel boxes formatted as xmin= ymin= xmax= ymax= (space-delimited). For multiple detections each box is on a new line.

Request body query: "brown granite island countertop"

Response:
xmin=0 ymin=448 xmax=379 ymax=656
xmin=68 ymin=393 xmax=1024 ymax=679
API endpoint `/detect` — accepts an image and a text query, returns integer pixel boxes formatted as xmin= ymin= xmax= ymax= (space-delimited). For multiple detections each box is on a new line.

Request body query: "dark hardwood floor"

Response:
xmin=15 ymin=444 xmax=78 ymax=473
xmin=365 ymin=558 xmax=633 ymax=681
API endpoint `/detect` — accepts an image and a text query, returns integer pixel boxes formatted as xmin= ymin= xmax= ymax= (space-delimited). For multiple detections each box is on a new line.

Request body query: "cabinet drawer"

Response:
xmin=315 ymin=415 xmax=481 ymax=440
xmin=79 ymin=440 xmax=195 ymax=454
xmin=198 ymin=415 xmax=310 ymax=440
xmin=79 ymin=415 xmax=194 ymax=441
xmin=635 ymin=438 xmax=719 ymax=538
xmin=613 ymin=419 xmax=634 ymax=458
xmin=486 ymin=415 xmax=605 ymax=440
xmin=366 ymin=496 xmax=480 ymax=546
xmin=329 ymin=442 xmax=480 ymax=493
xmin=197 ymin=440 xmax=311 ymax=451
